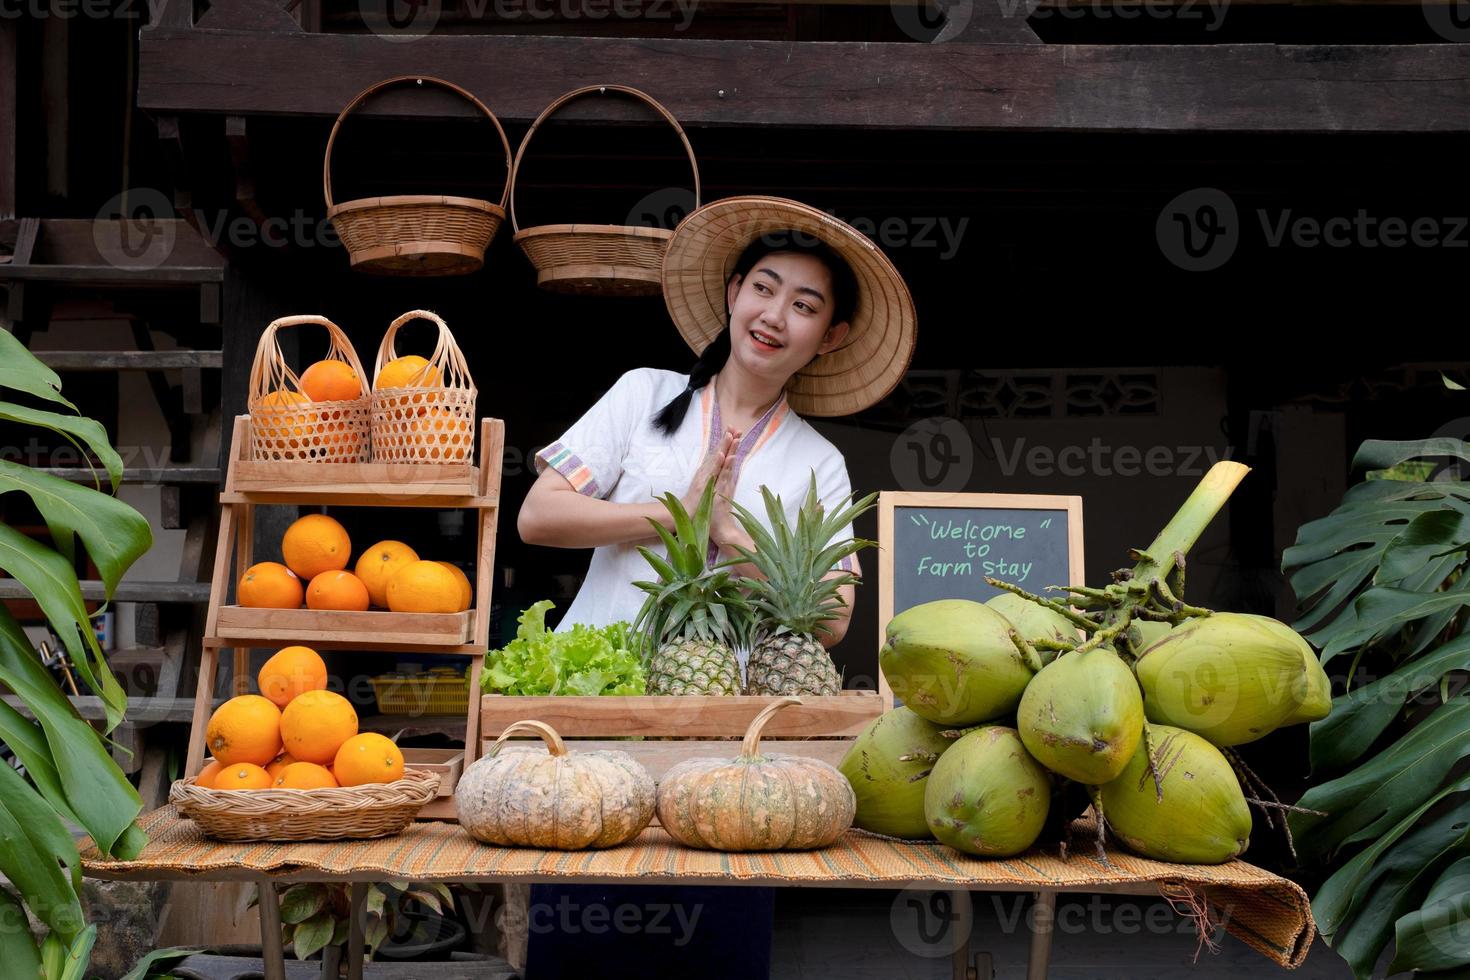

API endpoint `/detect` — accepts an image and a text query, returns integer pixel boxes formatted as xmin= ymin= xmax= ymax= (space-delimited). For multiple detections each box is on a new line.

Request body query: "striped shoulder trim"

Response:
xmin=536 ymin=441 xmax=602 ymax=497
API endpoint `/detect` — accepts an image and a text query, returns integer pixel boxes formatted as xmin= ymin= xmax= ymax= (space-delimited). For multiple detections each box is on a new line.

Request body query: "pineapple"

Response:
xmin=728 ymin=474 xmax=876 ymax=697
xmin=632 ymin=479 xmax=752 ymax=695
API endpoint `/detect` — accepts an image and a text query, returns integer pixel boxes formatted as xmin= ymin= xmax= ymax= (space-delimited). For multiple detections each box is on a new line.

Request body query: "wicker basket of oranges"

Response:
xmin=171 ymin=647 xmax=438 ymax=841
xmin=248 ymin=315 xmax=371 ymax=462
xmin=370 ymin=310 xmax=477 ymax=464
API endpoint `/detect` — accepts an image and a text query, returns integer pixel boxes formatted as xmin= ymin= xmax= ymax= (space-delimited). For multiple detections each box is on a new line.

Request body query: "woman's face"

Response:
xmin=724 ymin=251 xmax=851 ymax=387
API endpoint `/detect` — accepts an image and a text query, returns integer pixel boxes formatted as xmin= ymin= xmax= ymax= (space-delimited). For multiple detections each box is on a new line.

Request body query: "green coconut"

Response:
xmin=838 ymin=707 xmax=953 ymax=840
xmin=880 ymin=599 xmax=1037 ymax=726
xmin=1136 ymin=613 xmax=1332 ymax=747
xmin=1128 ymin=619 xmax=1174 ymax=654
xmin=1099 ymin=723 xmax=1252 ymax=865
xmin=924 ymin=726 xmax=1050 ymax=858
xmin=1017 ymin=646 xmax=1143 ymax=785
xmin=986 ymin=592 xmax=1079 ymax=666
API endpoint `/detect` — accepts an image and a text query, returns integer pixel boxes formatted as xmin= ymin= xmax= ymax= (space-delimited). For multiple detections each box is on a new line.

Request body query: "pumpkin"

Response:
xmin=656 ymin=697 xmax=856 ymax=851
xmin=455 ymin=719 xmax=655 ymax=850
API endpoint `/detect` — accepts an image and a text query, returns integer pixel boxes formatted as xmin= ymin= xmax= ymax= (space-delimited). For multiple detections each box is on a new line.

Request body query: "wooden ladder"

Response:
xmin=186 ymin=415 xmax=503 ymax=820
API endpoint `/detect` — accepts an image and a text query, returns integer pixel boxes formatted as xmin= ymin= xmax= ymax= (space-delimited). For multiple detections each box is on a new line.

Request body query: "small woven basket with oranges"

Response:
xmin=370 ymin=310 xmax=477 ymax=464
xmin=172 ymin=647 xmax=439 ymax=841
xmin=248 ymin=315 xmax=371 ymax=462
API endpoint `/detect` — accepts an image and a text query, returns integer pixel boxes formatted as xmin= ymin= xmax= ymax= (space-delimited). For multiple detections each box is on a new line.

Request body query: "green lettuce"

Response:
xmin=481 ymin=600 xmax=645 ymax=696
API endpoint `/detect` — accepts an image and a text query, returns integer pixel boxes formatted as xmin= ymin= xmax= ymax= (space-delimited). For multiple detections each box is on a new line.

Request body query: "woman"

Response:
xmin=515 ymin=196 xmax=916 ymax=978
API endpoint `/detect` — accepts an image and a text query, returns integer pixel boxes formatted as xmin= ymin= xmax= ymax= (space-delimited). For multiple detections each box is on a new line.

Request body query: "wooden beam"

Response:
xmin=137 ymin=30 xmax=1470 ymax=133
xmin=0 ymin=23 xmax=15 ymax=220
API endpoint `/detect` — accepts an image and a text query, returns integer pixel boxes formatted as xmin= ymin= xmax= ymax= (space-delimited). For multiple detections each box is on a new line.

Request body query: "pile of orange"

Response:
xmin=257 ymin=358 xmax=365 ymax=450
xmin=374 ymin=355 xmax=472 ymax=462
xmin=237 ymin=515 xmax=472 ymax=614
xmin=197 ymin=644 xmax=406 ymax=791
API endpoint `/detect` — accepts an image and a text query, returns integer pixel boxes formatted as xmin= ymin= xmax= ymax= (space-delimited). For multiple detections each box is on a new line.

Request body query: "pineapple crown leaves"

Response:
xmin=723 ymin=473 xmax=877 ymax=639
xmin=631 ymin=477 xmax=753 ymax=657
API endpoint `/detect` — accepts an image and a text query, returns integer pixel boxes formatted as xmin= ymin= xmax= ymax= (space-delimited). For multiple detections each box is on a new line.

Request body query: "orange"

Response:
xmin=280 ymin=689 xmax=359 ymax=764
xmin=333 ymin=733 xmax=405 ymax=787
xmin=408 ymin=410 xmax=471 ymax=460
xmin=355 ymin=541 xmax=420 ymax=608
xmin=375 ymin=355 xmax=441 ymax=391
xmin=306 ymin=570 xmax=370 ymax=611
xmin=275 ymin=762 xmax=339 ymax=790
xmin=196 ymin=759 xmax=223 ymax=787
xmin=281 ymin=514 xmax=351 ymax=580
xmin=299 ymin=359 xmax=361 ymax=403
xmin=258 ymin=646 xmax=328 ymax=707
xmin=214 ymin=763 xmax=274 ymax=790
xmin=265 ymin=753 xmax=298 ymax=782
xmin=257 ymin=390 xmax=313 ymax=448
xmin=435 ymin=562 xmax=473 ymax=612
xmin=386 ymin=560 xmax=463 ymax=614
xmin=206 ymin=695 xmax=283 ymax=766
xmin=238 ymin=562 xmax=303 ymax=609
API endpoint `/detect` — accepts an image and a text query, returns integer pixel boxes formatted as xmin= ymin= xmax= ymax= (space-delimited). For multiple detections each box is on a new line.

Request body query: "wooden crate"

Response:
xmin=214 ymin=606 xmax=475 ymax=648
xmin=402 ymin=747 xmax=464 ymax=799
xmin=479 ymin=691 xmax=883 ymax=781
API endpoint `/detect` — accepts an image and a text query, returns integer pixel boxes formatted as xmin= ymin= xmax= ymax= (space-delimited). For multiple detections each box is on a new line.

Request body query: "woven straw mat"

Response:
xmin=82 ymin=807 xmax=1314 ymax=969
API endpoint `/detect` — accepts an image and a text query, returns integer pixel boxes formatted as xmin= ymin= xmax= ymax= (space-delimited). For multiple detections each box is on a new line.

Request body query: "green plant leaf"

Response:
xmin=1389 ymin=854 xmax=1470 ymax=975
xmin=0 ymin=745 xmax=83 ymax=894
xmin=119 ymin=946 xmax=211 ymax=980
xmin=365 ymin=915 xmax=390 ymax=952
xmin=1377 ymin=509 xmax=1470 ymax=585
xmin=292 ymin=912 xmax=335 ymax=960
xmin=1291 ymin=698 xmax=1470 ymax=865
xmin=1353 ymin=439 xmax=1470 ymax=475
xmin=0 ymin=698 xmax=85 ymax=828
xmin=1328 ymin=795 xmax=1470 ymax=978
xmin=0 ymin=330 xmax=76 ymax=412
xmin=0 ymin=606 xmax=140 ymax=856
xmin=1308 ymin=632 xmax=1470 ymax=775
xmin=1313 ymin=588 xmax=1470 ymax=666
xmin=0 ymin=459 xmax=152 ymax=597
xmin=0 ymin=402 xmax=122 ymax=494
xmin=0 ymin=886 xmax=43 ymax=979
xmin=331 ymin=920 xmax=349 ymax=947
xmin=56 ymin=924 xmax=95 ymax=980
xmin=1310 ymin=771 xmax=1470 ymax=946
xmin=0 ymin=521 xmax=128 ymax=730
xmin=0 ymin=781 xmax=84 ymax=942
xmin=279 ymin=884 xmax=326 ymax=925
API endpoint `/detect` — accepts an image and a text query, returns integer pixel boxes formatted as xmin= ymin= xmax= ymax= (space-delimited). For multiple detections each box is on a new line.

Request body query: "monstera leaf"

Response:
xmin=1285 ymin=437 xmax=1470 ymax=978
xmin=0 ymin=330 xmax=150 ymax=972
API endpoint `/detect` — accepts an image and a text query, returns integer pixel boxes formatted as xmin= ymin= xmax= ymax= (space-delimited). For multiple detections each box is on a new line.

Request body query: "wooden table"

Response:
xmin=82 ymin=807 xmax=1316 ymax=980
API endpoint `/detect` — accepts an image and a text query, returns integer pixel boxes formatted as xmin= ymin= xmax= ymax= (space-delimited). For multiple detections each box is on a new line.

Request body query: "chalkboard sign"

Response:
xmin=877 ymin=492 xmax=1085 ymax=706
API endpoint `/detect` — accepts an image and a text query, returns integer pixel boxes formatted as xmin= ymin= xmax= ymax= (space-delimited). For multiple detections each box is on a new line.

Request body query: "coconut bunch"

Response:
xmin=856 ymin=461 xmax=1333 ymax=867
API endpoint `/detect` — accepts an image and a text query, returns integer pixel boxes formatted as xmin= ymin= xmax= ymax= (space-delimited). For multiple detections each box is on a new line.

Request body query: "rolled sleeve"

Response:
xmin=533 ymin=370 xmax=650 ymax=499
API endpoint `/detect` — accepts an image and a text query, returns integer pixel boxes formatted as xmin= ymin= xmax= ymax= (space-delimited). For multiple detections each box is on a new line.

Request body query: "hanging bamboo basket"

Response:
xmin=371 ymin=309 xmax=477 ymax=464
xmin=510 ymin=84 xmax=701 ymax=297
xmin=325 ymin=76 xmax=512 ymax=276
xmin=247 ymin=315 xmax=371 ymax=462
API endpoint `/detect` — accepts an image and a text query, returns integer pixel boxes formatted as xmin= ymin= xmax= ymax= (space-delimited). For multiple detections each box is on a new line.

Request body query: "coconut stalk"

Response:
xmin=988 ymin=460 xmax=1251 ymax=655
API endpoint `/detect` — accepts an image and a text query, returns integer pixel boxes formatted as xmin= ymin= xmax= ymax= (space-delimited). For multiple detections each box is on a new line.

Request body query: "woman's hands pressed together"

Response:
xmin=684 ymin=428 xmax=761 ymax=577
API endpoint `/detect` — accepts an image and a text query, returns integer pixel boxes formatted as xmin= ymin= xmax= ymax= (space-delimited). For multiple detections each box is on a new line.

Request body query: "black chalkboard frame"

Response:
xmin=876 ymin=491 xmax=1086 ymax=707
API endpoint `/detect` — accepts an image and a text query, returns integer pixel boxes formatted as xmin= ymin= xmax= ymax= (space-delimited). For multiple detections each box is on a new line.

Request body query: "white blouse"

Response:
xmin=533 ymin=367 xmax=860 ymax=638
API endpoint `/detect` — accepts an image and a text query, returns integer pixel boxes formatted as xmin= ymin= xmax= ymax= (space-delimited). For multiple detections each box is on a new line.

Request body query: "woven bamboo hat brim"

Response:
xmin=661 ymin=196 xmax=917 ymax=418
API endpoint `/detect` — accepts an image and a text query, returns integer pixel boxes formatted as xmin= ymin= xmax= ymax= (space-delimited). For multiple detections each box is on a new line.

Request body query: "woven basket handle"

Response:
xmin=248 ymin=314 xmax=369 ymax=404
xmin=509 ymin=84 xmax=702 ymax=233
xmin=323 ymin=75 xmax=513 ymax=212
xmin=375 ymin=309 xmax=473 ymax=390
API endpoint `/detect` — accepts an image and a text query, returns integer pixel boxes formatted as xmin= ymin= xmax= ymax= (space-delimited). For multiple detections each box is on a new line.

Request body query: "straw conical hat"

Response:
xmin=661 ymin=196 xmax=917 ymax=418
